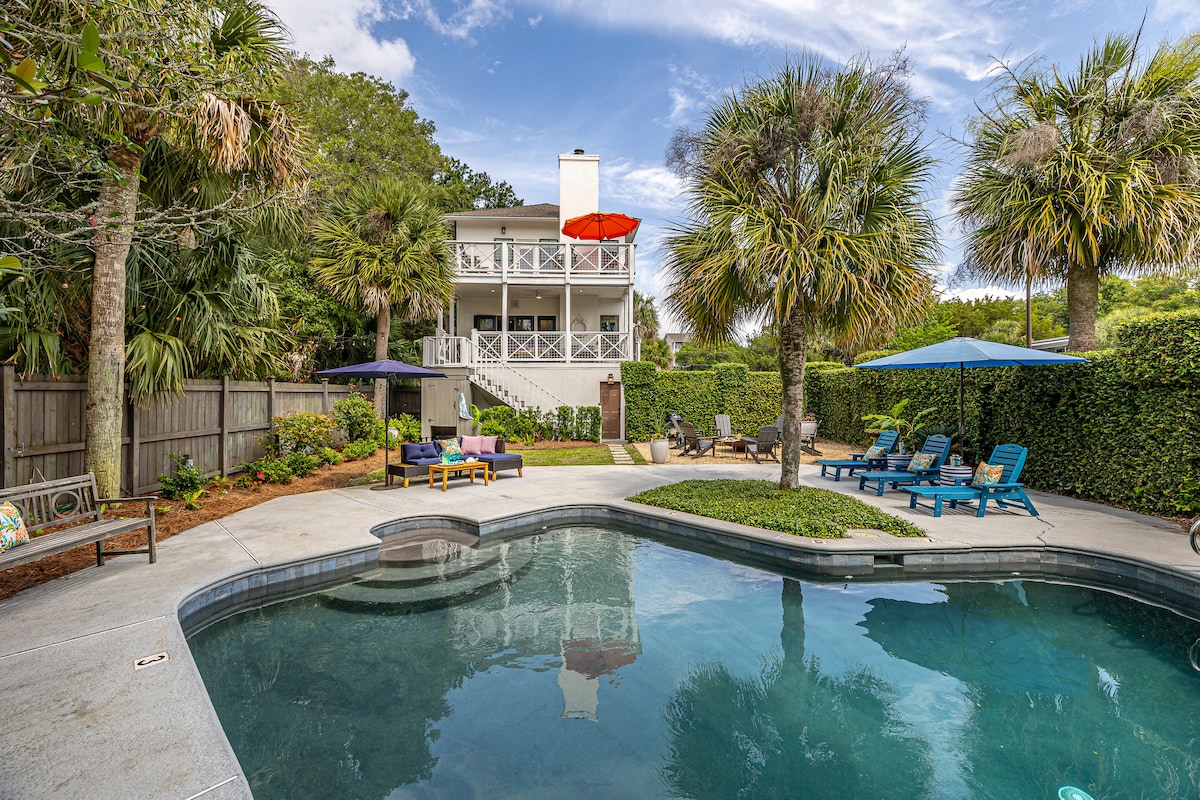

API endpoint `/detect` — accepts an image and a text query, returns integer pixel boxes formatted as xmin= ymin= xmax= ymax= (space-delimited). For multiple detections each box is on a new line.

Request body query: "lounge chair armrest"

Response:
xmin=849 ymin=453 xmax=865 ymax=461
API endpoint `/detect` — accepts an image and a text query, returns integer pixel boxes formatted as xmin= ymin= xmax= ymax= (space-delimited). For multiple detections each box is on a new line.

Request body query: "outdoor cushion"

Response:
xmin=439 ymin=438 xmax=463 ymax=458
xmin=972 ymin=462 xmax=1003 ymax=487
xmin=402 ymin=442 xmax=439 ymax=462
xmin=461 ymin=435 xmax=483 ymax=455
xmin=0 ymin=502 xmax=29 ymax=551
xmin=409 ymin=456 xmax=441 ymax=466
xmin=864 ymin=445 xmax=887 ymax=460
xmin=480 ymin=436 xmax=498 ymax=454
xmin=909 ymin=452 xmax=937 ymax=470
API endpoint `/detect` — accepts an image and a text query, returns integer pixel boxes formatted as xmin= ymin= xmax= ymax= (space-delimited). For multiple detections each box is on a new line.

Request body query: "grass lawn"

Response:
xmin=627 ymin=479 xmax=927 ymax=539
xmin=515 ymin=443 xmax=616 ymax=466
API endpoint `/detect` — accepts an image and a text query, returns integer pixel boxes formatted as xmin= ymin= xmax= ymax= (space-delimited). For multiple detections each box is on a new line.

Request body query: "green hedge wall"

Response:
xmin=622 ymin=310 xmax=1200 ymax=517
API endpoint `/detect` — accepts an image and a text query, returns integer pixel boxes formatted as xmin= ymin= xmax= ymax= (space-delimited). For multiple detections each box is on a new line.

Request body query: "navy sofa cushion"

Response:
xmin=401 ymin=442 xmax=441 ymax=462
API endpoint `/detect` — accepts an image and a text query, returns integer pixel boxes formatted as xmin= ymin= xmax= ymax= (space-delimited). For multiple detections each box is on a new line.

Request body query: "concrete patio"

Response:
xmin=1 ymin=462 xmax=1197 ymax=799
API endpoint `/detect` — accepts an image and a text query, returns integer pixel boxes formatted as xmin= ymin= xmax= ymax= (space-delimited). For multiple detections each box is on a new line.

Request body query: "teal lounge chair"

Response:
xmin=902 ymin=443 xmax=1039 ymax=518
xmin=817 ymin=430 xmax=899 ymax=481
xmin=856 ymin=434 xmax=952 ymax=496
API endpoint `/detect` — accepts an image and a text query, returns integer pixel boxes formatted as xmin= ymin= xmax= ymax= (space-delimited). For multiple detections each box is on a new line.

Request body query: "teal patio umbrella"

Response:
xmin=856 ymin=337 xmax=1087 ymax=457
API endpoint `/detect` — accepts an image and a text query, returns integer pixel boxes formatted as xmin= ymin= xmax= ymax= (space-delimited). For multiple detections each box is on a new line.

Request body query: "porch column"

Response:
xmin=501 ymin=282 xmax=509 ymax=365
xmin=625 ymin=291 xmax=634 ymax=359
xmin=565 ymin=286 xmax=572 ymax=364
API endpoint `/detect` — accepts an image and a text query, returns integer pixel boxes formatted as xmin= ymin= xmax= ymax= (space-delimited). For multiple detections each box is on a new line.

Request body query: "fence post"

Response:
xmin=1 ymin=364 xmax=15 ymax=489
xmin=321 ymin=378 xmax=329 ymax=414
xmin=129 ymin=395 xmax=141 ymax=494
xmin=267 ymin=377 xmax=276 ymax=421
xmin=219 ymin=376 xmax=230 ymax=477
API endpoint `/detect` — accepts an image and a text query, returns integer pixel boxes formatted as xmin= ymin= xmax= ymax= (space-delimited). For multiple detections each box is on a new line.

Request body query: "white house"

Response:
xmin=420 ymin=150 xmax=636 ymax=440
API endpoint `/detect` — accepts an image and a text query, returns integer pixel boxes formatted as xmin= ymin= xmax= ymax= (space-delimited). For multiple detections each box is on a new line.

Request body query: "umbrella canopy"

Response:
xmin=315 ymin=359 xmax=445 ymax=380
xmin=316 ymin=360 xmax=446 ymax=487
xmin=561 ymin=212 xmax=640 ymax=241
xmin=856 ymin=337 xmax=1087 ymax=456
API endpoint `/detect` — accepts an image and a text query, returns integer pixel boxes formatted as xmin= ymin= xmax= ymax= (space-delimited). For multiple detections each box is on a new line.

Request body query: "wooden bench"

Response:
xmin=0 ymin=473 xmax=157 ymax=570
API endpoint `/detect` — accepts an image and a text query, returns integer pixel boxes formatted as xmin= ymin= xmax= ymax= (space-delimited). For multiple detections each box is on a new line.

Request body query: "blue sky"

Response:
xmin=266 ymin=0 xmax=1200 ymax=329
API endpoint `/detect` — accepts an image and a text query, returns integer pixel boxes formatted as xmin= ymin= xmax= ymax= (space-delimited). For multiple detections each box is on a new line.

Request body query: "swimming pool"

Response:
xmin=188 ymin=524 xmax=1200 ymax=799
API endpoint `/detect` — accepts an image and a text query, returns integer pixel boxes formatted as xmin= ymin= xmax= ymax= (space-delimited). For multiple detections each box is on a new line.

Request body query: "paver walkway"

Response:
xmin=0 ymin=462 xmax=1196 ymax=799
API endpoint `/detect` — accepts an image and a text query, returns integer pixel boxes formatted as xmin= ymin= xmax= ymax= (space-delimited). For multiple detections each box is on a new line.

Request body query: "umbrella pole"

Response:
xmin=384 ymin=378 xmax=390 ymax=482
xmin=958 ymin=365 xmax=965 ymax=459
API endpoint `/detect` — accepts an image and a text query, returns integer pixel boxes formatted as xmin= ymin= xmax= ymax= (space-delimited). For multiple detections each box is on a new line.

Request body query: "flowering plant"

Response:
xmin=803 ymin=412 xmax=816 ymax=422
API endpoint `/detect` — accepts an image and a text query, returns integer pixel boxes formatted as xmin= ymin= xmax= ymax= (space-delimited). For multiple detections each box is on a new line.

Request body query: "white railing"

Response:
xmin=570 ymin=332 xmax=629 ymax=361
xmin=472 ymin=362 xmax=569 ymax=411
xmin=451 ymin=241 xmax=632 ymax=278
xmin=465 ymin=332 xmax=631 ymax=363
xmin=423 ymin=336 xmax=471 ymax=367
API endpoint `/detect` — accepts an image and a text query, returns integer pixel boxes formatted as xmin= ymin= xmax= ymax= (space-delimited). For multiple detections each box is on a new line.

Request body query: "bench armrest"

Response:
xmin=981 ymin=481 xmax=1024 ymax=490
xmin=99 ymin=495 xmax=157 ymax=512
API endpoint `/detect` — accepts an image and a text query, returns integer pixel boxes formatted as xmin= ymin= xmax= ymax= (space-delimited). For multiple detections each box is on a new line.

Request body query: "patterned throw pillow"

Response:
xmin=864 ymin=445 xmax=887 ymax=460
xmin=439 ymin=438 xmax=463 ymax=458
xmin=972 ymin=461 xmax=1004 ymax=488
xmin=0 ymin=502 xmax=29 ymax=551
xmin=909 ymin=452 xmax=937 ymax=470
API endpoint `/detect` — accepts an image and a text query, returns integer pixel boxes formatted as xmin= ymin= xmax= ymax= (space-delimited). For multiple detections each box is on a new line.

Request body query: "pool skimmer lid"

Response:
xmin=134 ymin=652 xmax=169 ymax=671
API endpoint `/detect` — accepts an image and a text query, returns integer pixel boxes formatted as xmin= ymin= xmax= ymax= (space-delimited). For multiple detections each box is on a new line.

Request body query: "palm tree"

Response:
xmin=954 ymin=30 xmax=1200 ymax=351
xmin=665 ymin=56 xmax=937 ymax=488
xmin=633 ymin=290 xmax=659 ymax=342
xmin=6 ymin=0 xmax=303 ymax=495
xmin=310 ymin=179 xmax=454 ymax=415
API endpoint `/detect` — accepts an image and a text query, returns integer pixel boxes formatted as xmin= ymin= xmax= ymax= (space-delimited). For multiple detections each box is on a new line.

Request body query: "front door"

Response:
xmin=600 ymin=382 xmax=621 ymax=440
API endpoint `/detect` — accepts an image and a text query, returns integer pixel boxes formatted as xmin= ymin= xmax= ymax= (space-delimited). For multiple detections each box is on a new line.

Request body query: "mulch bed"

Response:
xmin=0 ymin=451 xmax=388 ymax=602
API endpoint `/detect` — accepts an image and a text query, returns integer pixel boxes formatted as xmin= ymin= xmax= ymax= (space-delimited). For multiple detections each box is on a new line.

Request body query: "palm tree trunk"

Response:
xmin=778 ymin=312 xmax=807 ymax=489
xmin=85 ymin=146 xmax=140 ymax=497
xmin=373 ymin=304 xmax=391 ymax=417
xmin=1066 ymin=261 xmax=1098 ymax=351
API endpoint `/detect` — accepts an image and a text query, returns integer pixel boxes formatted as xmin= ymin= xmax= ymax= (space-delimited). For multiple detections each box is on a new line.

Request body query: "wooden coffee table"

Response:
xmin=428 ymin=461 xmax=489 ymax=491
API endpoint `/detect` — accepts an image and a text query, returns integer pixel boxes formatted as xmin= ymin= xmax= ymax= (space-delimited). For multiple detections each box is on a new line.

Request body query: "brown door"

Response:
xmin=600 ymin=382 xmax=621 ymax=440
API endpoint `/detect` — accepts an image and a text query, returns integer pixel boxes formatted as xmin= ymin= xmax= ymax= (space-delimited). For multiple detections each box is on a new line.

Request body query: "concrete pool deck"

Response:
xmin=2 ymin=462 xmax=1197 ymax=799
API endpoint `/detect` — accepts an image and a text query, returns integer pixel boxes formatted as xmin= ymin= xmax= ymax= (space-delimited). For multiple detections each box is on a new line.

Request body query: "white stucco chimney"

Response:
xmin=558 ymin=149 xmax=600 ymax=241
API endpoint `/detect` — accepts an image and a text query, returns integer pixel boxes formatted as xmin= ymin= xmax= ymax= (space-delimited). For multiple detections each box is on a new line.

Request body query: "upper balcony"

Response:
xmin=452 ymin=241 xmax=633 ymax=281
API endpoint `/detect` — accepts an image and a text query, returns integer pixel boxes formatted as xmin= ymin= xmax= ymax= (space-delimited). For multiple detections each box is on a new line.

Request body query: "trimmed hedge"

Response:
xmin=622 ymin=310 xmax=1200 ymax=516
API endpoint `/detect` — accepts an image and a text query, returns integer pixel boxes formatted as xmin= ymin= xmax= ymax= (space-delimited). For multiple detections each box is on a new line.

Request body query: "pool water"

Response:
xmin=188 ymin=525 xmax=1200 ymax=799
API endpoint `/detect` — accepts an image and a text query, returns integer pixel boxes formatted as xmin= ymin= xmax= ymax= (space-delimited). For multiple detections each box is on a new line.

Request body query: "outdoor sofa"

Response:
xmin=388 ymin=435 xmax=523 ymax=488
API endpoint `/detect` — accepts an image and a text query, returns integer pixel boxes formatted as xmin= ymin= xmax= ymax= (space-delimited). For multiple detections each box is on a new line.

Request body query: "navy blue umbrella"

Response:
xmin=856 ymin=337 xmax=1087 ymax=457
xmin=316 ymin=360 xmax=446 ymax=485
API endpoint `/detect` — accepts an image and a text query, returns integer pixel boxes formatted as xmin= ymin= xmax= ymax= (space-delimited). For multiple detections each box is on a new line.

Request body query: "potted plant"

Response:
xmin=649 ymin=434 xmax=670 ymax=464
xmin=861 ymin=399 xmax=937 ymax=454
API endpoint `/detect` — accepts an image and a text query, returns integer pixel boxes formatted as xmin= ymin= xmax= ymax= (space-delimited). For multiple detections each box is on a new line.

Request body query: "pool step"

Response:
xmin=320 ymin=541 xmax=536 ymax=611
xmin=378 ymin=527 xmax=480 ymax=565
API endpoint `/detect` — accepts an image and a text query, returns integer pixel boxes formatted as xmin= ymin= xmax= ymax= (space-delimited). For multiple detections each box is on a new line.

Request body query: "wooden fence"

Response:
xmin=0 ymin=366 xmax=376 ymax=494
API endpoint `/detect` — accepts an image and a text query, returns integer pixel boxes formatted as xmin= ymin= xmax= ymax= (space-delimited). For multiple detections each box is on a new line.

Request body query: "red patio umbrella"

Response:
xmin=561 ymin=212 xmax=640 ymax=241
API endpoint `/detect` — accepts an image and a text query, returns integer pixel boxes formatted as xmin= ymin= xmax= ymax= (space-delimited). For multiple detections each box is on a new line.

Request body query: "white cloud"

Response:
xmin=415 ymin=0 xmax=511 ymax=40
xmin=1153 ymin=0 xmax=1200 ymax=27
xmin=268 ymin=0 xmax=417 ymax=80
xmin=528 ymin=13 xmax=543 ymax=28
xmin=938 ymin=284 xmax=1020 ymax=302
xmin=602 ymin=161 xmax=684 ymax=211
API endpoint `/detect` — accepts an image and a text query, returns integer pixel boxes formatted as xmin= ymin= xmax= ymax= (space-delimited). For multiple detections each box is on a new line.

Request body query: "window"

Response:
xmin=508 ymin=316 xmax=534 ymax=332
xmin=474 ymin=315 xmax=500 ymax=332
xmin=537 ymin=316 xmax=557 ymax=332
xmin=600 ymin=315 xmax=619 ymax=333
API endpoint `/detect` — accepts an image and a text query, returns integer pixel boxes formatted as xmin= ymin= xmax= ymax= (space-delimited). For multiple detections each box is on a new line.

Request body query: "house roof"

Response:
xmin=445 ymin=203 xmax=559 ymax=221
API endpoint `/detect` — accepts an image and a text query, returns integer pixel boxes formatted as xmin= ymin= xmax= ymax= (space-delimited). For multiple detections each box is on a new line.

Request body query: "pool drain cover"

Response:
xmin=134 ymin=652 xmax=169 ymax=671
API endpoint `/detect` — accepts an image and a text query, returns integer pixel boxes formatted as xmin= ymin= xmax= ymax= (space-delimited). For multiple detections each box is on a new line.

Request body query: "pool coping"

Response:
xmin=1 ymin=462 xmax=1198 ymax=799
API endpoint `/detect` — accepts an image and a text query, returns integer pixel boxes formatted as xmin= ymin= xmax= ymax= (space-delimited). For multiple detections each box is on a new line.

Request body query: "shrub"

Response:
xmin=243 ymin=457 xmax=294 ymax=484
xmin=331 ymin=392 xmax=380 ymax=442
xmin=158 ymin=452 xmax=205 ymax=499
xmin=555 ymin=406 xmax=576 ymax=441
xmin=316 ymin=446 xmax=342 ymax=465
xmin=341 ymin=439 xmax=379 ymax=460
xmin=268 ymin=411 xmax=336 ymax=457
xmin=388 ymin=413 xmax=421 ymax=443
xmin=285 ymin=451 xmax=320 ymax=478
xmin=480 ymin=405 xmax=517 ymax=439
xmin=575 ymin=406 xmax=602 ymax=442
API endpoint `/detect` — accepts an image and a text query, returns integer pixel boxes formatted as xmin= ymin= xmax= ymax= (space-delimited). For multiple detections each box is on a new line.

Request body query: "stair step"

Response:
xmin=354 ymin=550 xmax=502 ymax=588
xmin=378 ymin=527 xmax=480 ymax=565
xmin=319 ymin=543 xmax=537 ymax=611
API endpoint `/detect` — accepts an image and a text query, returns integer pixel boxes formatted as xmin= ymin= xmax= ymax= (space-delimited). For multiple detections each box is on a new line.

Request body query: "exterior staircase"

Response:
xmin=471 ymin=362 xmax=569 ymax=412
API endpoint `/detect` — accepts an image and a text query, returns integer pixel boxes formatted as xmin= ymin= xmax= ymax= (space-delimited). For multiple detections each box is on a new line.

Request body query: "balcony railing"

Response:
xmin=423 ymin=332 xmax=632 ymax=367
xmin=451 ymin=241 xmax=632 ymax=278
